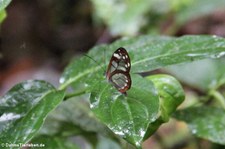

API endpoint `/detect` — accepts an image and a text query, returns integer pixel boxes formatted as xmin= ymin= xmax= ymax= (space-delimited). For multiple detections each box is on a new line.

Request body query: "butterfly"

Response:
xmin=105 ymin=47 xmax=132 ymax=94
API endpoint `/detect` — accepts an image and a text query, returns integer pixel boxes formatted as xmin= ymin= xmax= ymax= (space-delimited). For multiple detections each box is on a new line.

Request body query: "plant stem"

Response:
xmin=64 ymin=90 xmax=86 ymax=101
xmin=215 ymin=79 xmax=225 ymax=90
xmin=209 ymin=90 xmax=225 ymax=110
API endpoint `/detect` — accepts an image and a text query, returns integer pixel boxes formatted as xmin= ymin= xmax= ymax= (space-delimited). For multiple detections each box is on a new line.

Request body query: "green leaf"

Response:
xmin=174 ymin=107 xmax=225 ymax=145
xmin=0 ymin=10 xmax=6 ymax=24
xmin=0 ymin=0 xmax=11 ymax=11
xmin=60 ymin=35 xmax=225 ymax=90
xmin=31 ymin=135 xmax=79 ymax=149
xmin=141 ymin=74 xmax=185 ymax=140
xmin=147 ymin=74 xmax=185 ymax=122
xmin=0 ymin=80 xmax=65 ymax=148
xmin=90 ymin=74 xmax=160 ymax=147
xmin=59 ymin=35 xmax=225 ymax=147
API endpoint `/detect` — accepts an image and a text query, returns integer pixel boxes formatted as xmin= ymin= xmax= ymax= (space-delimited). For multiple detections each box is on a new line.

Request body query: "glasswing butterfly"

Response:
xmin=85 ymin=47 xmax=132 ymax=94
xmin=105 ymin=47 xmax=132 ymax=94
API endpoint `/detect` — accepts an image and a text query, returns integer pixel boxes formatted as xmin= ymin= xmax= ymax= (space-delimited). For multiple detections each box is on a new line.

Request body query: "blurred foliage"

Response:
xmin=91 ymin=0 xmax=152 ymax=36
xmin=91 ymin=0 xmax=225 ymax=36
xmin=174 ymin=107 xmax=225 ymax=145
xmin=0 ymin=0 xmax=11 ymax=25
xmin=176 ymin=0 xmax=225 ymax=24
xmin=166 ymin=58 xmax=225 ymax=91
xmin=0 ymin=10 xmax=6 ymax=25
xmin=0 ymin=0 xmax=11 ymax=11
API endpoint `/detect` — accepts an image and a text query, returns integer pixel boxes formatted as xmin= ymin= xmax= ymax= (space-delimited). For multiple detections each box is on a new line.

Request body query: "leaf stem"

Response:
xmin=209 ymin=90 xmax=225 ymax=110
xmin=64 ymin=90 xmax=86 ymax=101
xmin=214 ymin=79 xmax=225 ymax=90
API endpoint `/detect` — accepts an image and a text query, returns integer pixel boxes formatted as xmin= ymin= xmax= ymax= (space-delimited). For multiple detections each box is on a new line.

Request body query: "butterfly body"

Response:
xmin=105 ymin=47 xmax=132 ymax=94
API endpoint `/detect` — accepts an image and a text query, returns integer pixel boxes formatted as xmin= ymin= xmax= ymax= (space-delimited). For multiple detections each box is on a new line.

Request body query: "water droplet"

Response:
xmin=59 ymin=77 xmax=65 ymax=84
xmin=31 ymin=114 xmax=36 ymax=120
xmin=139 ymin=128 xmax=145 ymax=137
xmin=109 ymin=125 xmax=125 ymax=137
xmin=135 ymin=141 xmax=141 ymax=148
xmin=112 ymin=93 xmax=121 ymax=101
xmin=84 ymin=83 xmax=89 ymax=87
xmin=186 ymin=53 xmax=207 ymax=57
xmin=90 ymin=97 xmax=99 ymax=109
xmin=211 ymin=51 xmax=225 ymax=58
xmin=150 ymin=115 xmax=158 ymax=122
xmin=163 ymin=86 xmax=168 ymax=90
xmin=123 ymin=128 xmax=130 ymax=134
xmin=23 ymin=81 xmax=33 ymax=90
xmin=0 ymin=113 xmax=21 ymax=122
xmin=192 ymin=129 xmax=197 ymax=134
xmin=114 ymin=130 xmax=125 ymax=136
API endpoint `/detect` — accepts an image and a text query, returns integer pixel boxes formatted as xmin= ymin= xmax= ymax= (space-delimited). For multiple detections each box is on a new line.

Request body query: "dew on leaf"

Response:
xmin=0 ymin=113 xmax=21 ymax=122
xmin=139 ymin=128 xmax=145 ymax=137
xmin=22 ymin=80 xmax=34 ymax=90
xmin=191 ymin=128 xmax=197 ymax=134
xmin=90 ymin=97 xmax=99 ymax=109
xmin=111 ymin=93 xmax=121 ymax=102
xmin=186 ymin=53 xmax=208 ymax=57
xmin=210 ymin=51 xmax=225 ymax=58
xmin=59 ymin=77 xmax=65 ymax=84
xmin=110 ymin=126 xmax=125 ymax=137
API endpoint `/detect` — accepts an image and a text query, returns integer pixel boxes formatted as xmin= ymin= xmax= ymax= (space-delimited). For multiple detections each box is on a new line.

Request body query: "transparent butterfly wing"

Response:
xmin=106 ymin=47 xmax=131 ymax=93
xmin=110 ymin=70 xmax=131 ymax=93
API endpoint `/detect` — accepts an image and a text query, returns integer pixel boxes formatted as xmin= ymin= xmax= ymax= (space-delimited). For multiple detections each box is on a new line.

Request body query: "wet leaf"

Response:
xmin=59 ymin=35 xmax=225 ymax=147
xmin=174 ymin=107 xmax=225 ymax=145
xmin=147 ymin=74 xmax=185 ymax=122
xmin=142 ymin=75 xmax=185 ymax=139
xmin=0 ymin=80 xmax=65 ymax=148
xmin=60 ymin=35 xmax=225 ymax=90
xmin=90 ymin=74 xmax=160 ymax=147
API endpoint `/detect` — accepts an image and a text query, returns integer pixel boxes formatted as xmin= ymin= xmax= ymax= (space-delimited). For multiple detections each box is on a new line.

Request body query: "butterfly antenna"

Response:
xmin=84 ymin=54 xmax=105 ymax=73
xmin=84 ymin=54 xmax=105 ymax=94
